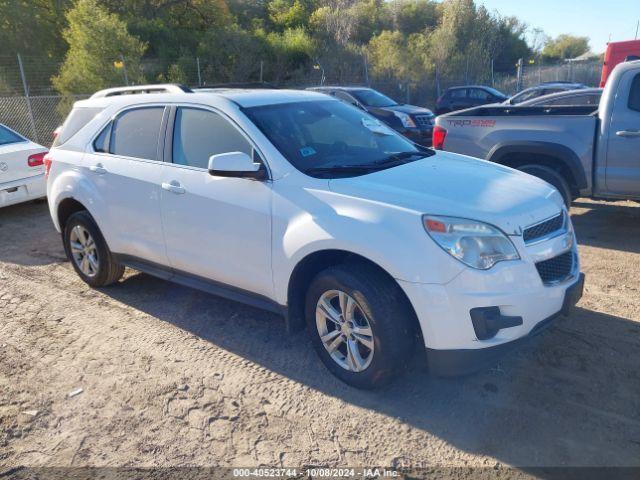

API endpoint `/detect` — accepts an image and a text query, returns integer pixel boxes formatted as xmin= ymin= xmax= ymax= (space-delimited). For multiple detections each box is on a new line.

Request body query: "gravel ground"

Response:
xmin=1 ymin=198 xmax=639 ymax=473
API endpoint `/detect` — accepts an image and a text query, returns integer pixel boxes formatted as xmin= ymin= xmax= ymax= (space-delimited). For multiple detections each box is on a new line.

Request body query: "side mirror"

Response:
xmin=208 ymin=151 xmax=266 ymax=180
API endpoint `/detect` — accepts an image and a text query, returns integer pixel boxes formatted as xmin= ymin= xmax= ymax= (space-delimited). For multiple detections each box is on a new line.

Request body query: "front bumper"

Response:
xmin=426 ymin=273 xmax=584 ymax=376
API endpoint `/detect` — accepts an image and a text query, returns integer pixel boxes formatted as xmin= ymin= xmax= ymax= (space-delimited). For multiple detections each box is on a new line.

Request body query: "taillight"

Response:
xmin=432 ymin=125 xmax=447 ymax=150
xmin=43 ymin=153 xmax=53 ymax=178
xmin=28 ymin=151 xmax=47 ymax=167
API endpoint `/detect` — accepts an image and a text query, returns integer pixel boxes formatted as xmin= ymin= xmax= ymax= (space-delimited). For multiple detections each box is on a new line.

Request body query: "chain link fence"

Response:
xmin=0 ymin=53 xmax=602 ymax=147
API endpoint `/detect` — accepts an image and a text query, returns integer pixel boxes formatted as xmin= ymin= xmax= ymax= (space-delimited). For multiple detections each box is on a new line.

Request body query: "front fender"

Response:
xmin=271 ymin=186 xmax=465 ymax=305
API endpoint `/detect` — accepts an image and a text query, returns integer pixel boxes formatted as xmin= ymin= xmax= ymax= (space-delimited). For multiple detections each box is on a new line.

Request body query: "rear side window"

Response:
xmin=629 ymin=74 xmax=640 ymax=112
xmin=110 ymin=107 xmax=164 ymax=160
xmin=53 ymin=107 xmax=103 ymax=147
xmin=0 ymin=125 xmax=25 ymax=146
xmin=172 ymin=108 xmax=252 ymax=169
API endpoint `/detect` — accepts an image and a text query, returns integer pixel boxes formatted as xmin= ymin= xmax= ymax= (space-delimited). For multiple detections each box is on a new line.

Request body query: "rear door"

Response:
xmin=86 ymin=105 xmax=170 ymax=264
xmin=0 ymin=125 xmax=46 ymax=185
xmin=605 ymin=71 xmax=640 ymax=196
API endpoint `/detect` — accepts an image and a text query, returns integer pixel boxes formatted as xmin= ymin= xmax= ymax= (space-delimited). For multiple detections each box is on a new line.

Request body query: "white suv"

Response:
xmin=47 ymin=84 xmax=584 ymax=388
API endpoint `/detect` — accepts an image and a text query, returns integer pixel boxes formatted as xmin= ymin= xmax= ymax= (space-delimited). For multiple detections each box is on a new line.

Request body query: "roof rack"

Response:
xmin=90 ymin=84 xmax=193 ymax=99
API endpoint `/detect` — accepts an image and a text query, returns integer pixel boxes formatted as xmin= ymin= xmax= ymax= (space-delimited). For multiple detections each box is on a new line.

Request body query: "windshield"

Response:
xmin=244 ymin=100 xmax=432 ymax=177
xmin=350 ymin=89 xmax=398 ymax=107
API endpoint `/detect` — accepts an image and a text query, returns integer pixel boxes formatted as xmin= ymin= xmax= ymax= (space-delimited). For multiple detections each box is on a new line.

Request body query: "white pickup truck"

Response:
xmin=434 ymin=60 xmax=640 ymax=205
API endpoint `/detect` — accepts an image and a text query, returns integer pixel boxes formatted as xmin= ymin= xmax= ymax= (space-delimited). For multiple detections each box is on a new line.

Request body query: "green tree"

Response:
xmin=542 ymin=34 xmax=589 ymax=61
xmin=0 ymin=0 xmax=71 ymax=59
xmin=53 ymin=0 xmax=147 ymax=94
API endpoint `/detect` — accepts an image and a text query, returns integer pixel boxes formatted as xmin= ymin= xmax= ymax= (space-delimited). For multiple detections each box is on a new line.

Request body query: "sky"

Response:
xmin=474 ymin=0 xmax=640 ymax=54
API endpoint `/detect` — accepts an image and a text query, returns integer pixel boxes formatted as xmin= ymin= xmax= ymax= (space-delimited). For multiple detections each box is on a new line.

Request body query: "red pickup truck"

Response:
xmin=601 ymin=39 xmax=640 ymax=86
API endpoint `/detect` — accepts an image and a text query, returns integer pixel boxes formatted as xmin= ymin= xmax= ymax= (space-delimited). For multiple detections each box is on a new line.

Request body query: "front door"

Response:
xmin=605 ymin=71 xmax=640 ymax=196
xmin=160 ymin=106 xmax=273 ymax=298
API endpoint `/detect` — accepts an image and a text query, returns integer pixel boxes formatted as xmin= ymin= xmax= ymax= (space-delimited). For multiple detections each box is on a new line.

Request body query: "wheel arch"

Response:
xmin=285 ymin=249 xmax=421 ymax=339
xmin=57 ymin=197 xmax=89 ymax=231
xmin=487 ymin=141 xmax=588 ymax=195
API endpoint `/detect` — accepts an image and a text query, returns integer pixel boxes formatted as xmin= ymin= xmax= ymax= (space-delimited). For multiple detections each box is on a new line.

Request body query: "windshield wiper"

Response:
xmin=306 ymin=164 xmax=384 ymax=175
xmin=373 ymin=150 xmax=432 ymax=166
xmin=306 ymin=150 xmax=434 ymax=176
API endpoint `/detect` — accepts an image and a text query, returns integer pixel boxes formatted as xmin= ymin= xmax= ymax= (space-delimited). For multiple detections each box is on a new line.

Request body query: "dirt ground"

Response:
xmin=1 ymin=198 xmax=640 ymax=473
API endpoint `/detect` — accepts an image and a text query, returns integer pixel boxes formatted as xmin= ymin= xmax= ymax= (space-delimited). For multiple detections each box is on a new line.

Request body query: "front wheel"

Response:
xmin=305 ymin=263 xmax=416 ymax=389
xmin=63 ymin=210 xmax=124 ymax=287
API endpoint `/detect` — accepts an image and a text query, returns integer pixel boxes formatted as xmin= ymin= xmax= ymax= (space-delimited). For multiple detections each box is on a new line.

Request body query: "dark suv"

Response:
xmin=435 ymin=85 xmax=507 ymax=114
xmin=307 ymin=86 xmax=435 ymax=146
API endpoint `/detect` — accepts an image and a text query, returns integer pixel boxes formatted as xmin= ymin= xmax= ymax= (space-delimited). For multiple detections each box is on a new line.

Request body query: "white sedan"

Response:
xmin=0 ymin=124 xmax=48 ymax=208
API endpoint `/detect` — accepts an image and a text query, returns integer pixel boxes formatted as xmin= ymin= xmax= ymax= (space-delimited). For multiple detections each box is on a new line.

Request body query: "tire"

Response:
xmin=63 ymin=210 xmax=124 ymax=287
xmin=518 ymin=164 xmax=572 ymax=207
xmin=305 ymin=262 xmax=416 ymax=389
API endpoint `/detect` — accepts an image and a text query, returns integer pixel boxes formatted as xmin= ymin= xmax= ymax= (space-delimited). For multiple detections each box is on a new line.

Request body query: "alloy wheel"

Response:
xmin=69 ymin=225 xmax=99 ymax=278
xmin=315 ymin=290 xmax=374 ymax=372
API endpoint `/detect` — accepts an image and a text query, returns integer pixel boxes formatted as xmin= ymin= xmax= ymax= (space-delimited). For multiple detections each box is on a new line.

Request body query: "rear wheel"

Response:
xmin=305 ymin=263 xmax=416 ymax=389
xmin=518 ymin=164 xmax=572 ymax=207
xmin=63 ymin=211 xmax=124 ymax=287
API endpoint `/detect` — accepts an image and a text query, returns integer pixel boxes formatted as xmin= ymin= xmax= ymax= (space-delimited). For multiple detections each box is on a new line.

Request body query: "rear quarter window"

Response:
xmin=53 ymin=107 xmax=104 ymax=147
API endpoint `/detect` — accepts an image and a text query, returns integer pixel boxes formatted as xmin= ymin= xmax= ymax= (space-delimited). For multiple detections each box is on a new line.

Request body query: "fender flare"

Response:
xmin=487 ymin=141 xmax=587 ymax=190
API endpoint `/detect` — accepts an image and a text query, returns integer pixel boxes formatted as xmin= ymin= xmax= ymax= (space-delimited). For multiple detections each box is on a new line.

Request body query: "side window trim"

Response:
xmin=165 ymin=104 xmax=271 ymax=179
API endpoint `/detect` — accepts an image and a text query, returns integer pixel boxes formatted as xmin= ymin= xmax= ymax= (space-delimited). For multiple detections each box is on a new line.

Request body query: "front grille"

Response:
xmin=413 ymin=115 xmax=434 ymax=128
xmin=523 ymin=212 xmax=564 ymax=243
xmin=535 ymin=250 xmax=575 ymax=285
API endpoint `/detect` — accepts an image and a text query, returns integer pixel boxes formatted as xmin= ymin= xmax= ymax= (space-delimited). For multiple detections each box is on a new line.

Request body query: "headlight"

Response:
xmin=393 ymin=112 xmax=416 ymax=128
xmin=423 ymin=215 xmax=520 ymax=269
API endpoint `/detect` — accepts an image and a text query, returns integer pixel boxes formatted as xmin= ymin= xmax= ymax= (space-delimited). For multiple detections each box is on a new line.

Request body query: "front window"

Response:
xmin=244 ymin=100 xmax=432 ymax=178
xmin=350 ymin=89 xmax=398 ymax=108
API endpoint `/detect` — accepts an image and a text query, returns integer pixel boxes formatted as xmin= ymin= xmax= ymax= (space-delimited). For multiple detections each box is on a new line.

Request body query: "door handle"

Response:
xmin=161 ymin=181 xmax=186 ymax=195
xmin=616 ymin=130 xmax=640 ymax=138
xmin=89 ymin=164 xmax=107 ymax=174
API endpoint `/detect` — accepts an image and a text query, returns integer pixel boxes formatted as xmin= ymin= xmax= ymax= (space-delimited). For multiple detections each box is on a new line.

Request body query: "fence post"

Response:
xmin=17 ymin=54 xmax=38 ymax=143
xmin=196 ymin=57 xmax=202 ymax=86
xmin=516 ymin=58 xmax=523 ymax=92
xmin=259 ymin=60 xmax=264 ymax=83
xmin=363 ymin=54 xmax=370 ymax=86
xmin=490 ymin=58 xmax=494 ymax=87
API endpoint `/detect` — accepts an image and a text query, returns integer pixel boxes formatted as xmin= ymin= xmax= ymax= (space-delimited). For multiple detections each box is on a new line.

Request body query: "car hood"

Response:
xmin=370 ymin=104 xmax=434 ymax=116
xmin=328 ymin=152 xmax=563 ymax=235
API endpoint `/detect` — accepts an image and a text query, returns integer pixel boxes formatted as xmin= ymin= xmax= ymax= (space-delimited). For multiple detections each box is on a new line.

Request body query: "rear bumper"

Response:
xmin=0 ymin=174 xmax=45 ymax=208
xmin=426 ymin=273 xmax=585 ymax=376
